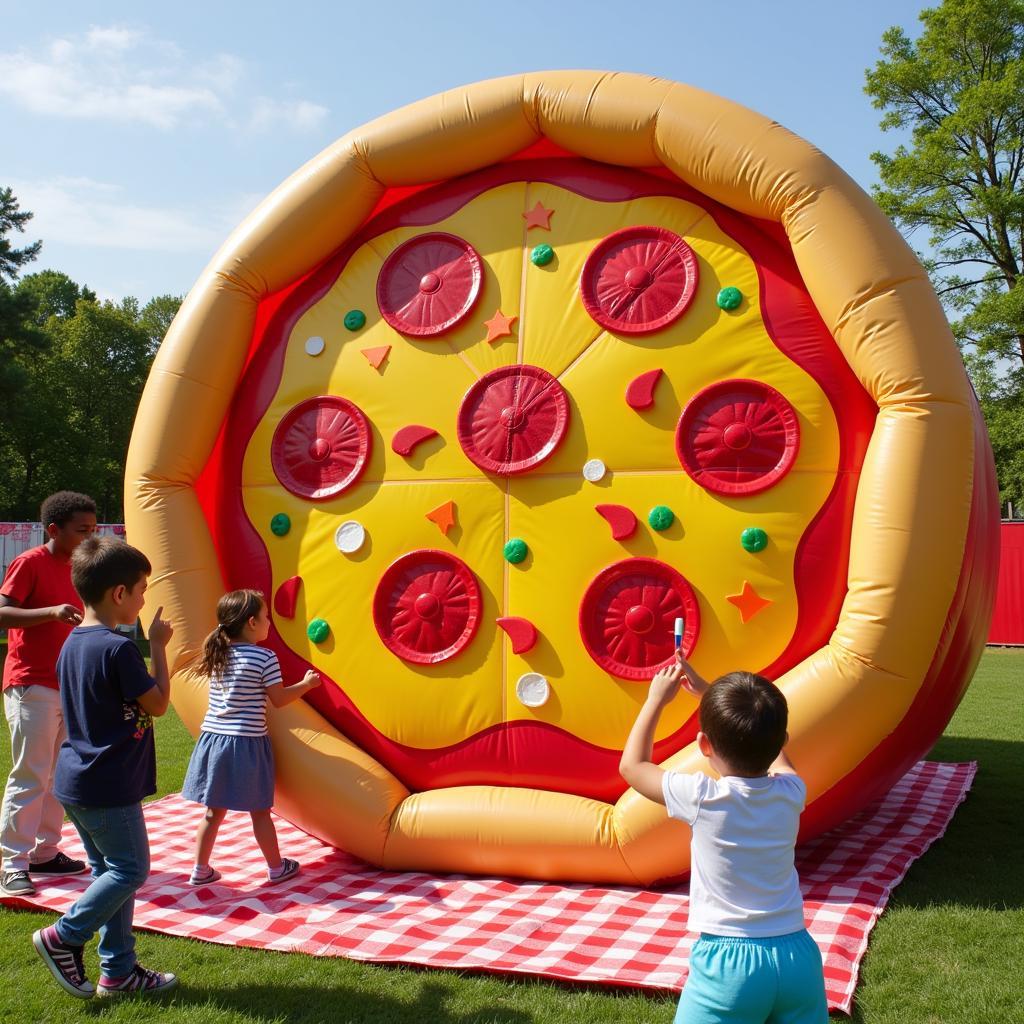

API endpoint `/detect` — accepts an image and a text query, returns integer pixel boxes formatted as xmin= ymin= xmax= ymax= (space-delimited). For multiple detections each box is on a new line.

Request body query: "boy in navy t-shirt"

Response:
xmin=31 ymin=537 xmax=179 ymax=1000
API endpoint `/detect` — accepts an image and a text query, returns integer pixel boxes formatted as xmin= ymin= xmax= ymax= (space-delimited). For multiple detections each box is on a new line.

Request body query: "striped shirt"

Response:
xmin=199 ymin=644 xmax=282 ymax=737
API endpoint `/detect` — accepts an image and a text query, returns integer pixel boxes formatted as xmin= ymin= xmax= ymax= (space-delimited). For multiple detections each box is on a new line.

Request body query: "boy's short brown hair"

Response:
xmin=71 ymin=536 xmax=151 ymax=607
xmin=699 ymin=672 xmax=788 ymax=774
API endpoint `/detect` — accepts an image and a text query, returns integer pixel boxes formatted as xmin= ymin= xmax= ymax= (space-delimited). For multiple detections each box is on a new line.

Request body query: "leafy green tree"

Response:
xmin=0 ymin=293 xmax=159 ymax=521
xmin=0 ymin=187 xmax=41 ymax=280
xmin=865 ymin=0 xmax=1024 ymax=367
xmin=17 ymin=270 xmax=97 ymax=324
xmin=0 ymin=189 xmax=47 ymax=409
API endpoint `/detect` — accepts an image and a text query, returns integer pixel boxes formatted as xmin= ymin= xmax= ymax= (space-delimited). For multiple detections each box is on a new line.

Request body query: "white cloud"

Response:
xmin=248 ymin=97 xmax=329 ymax=133
xmin=0 ymin=25 xmax=327 ymax=133
xmin=11 ymin=177 xmax=229 ymax=254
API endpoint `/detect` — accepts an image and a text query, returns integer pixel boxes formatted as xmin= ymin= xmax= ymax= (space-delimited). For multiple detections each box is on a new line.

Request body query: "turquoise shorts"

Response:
xmin=675 ymin=930 xmax=828 ymax=1024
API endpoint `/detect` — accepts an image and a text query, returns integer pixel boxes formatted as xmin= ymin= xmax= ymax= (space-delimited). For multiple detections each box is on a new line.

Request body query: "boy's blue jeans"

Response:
xmin=54 ymin=802 xmax=149 ymax=979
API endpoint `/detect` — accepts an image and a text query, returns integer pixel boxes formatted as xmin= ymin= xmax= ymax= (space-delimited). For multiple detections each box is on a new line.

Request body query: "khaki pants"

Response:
xmin=1 ymin=685 xmax=66 ymax=872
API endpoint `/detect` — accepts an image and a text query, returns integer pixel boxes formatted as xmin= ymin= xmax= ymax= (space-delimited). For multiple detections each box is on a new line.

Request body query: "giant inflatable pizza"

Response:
xmin=126 ymin=72 xmax=999 ymax=884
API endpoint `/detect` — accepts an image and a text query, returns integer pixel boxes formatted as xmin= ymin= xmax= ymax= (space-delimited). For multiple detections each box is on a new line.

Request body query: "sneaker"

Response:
xmin=30 ymin=852 xmax=88 ymax=876
xmin=1 ymin=869 xmax=37 ymax=897
xmin=96 ymin=963 xmax=178 ymax=999
xmin=188 ymin=865 xmax=222 ymax=886
xmin=267 ymin=857 xmax=299 ymax=883
xmin=32 ymin=925 xmax=94 ymax=999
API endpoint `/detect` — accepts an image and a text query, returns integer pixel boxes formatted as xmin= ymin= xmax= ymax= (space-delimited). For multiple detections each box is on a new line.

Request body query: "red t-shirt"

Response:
xmin=1 ymin=546 xmax=82 ymax=691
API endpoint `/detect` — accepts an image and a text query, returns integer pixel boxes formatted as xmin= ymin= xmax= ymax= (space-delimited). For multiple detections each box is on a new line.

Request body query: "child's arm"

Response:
xmin=267 ymin=669 xmax=322 ymax=708
xmin=136 ymin=607 xmax=173 ymax=717
xmin=0 ymin=594 xmax=82 ymax=628
xmin=768 ymin=741 xmax=798 ymax=776
xmin=619 ymin=658 xmax=687 ymax=804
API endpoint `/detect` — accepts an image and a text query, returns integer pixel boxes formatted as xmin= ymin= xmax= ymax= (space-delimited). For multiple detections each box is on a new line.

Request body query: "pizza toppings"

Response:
xmin=344 ymin=309 xmax=366 ymax=331
xmin=675 ymin=379 xmax=800 ymax=496
xmin=271 ymin=396 xmax=372 ymax=501
xmin=274 ymin=576 xmax=302 ymax=619
xmin=391 ymin=424 xmax=440 ymax=457
xmin=741 ymin=527 xmax=768 ymax=553
xmin=497 ymin=617 xmax=539 ymax=654
xmin=580 ymin=226 xmax=699 ymax=335
xmin=307 ymin=617 xmax=331 ymax=643
xmin=579 ymin=558 xmax=700 ymax=680
xmin=716 ymin=286 xmax=743 ymax=311
xmin=373 ymin=550 xmax=481 ymax=664
xmin=376 ymin=232 xmax=482 ymax=337
xmin=595 ymin=504 xmax=638 ymax=540
xmin=457 ymin=364 xmax=570 ymax=475
xmin=503 ymin=538 xmax=529 ymax=564
xmin=530 ymin=243 xmax=554 ymax=267
xmin=625 ymin=368 xmax=663 ymax=410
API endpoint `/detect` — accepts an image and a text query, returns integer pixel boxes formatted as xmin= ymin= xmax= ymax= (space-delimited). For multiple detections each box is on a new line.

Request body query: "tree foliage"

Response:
xmin=0 ymin=187 xmax=182 ymax=521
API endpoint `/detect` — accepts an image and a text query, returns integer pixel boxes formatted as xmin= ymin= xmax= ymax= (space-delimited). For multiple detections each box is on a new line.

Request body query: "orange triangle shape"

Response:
xmin=425 ymin=500 xmax=456 ymax=536
xmin=361 ymin=345 xmax=391 ymax=369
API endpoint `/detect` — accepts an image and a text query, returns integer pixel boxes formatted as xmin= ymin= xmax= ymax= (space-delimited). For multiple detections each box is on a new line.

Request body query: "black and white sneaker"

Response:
xmin=1 ymin=869 xmax=36 ymax=897
xmin=32 ymin=925 xmax=94 ymax=999
xmin=96 ymin=963 xmax=178 ymax=999
xmin=30 ymin=852 xmax=88 ymax=876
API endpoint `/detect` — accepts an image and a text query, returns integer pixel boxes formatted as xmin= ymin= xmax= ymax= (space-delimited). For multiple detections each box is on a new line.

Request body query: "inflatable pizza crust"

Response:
xmin=126 ymin=72 xmax=999 ymax=884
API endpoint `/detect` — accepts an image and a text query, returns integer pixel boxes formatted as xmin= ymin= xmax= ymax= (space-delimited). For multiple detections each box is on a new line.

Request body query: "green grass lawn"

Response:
xmin=0 ymin=649 xmax=1020 ymax=1023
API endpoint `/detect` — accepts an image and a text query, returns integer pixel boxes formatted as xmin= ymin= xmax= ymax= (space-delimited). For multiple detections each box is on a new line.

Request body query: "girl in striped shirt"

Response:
xmin=182 ymin=589 xmax=321 ymax=885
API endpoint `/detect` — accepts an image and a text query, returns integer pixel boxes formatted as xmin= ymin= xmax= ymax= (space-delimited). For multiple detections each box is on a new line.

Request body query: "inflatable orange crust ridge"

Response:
xmin=126 ymin=72 xmax=999 ymax=883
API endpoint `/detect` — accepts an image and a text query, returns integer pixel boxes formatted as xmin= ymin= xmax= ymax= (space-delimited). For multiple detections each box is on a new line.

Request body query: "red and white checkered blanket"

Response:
xmin=2 ymin=761 xmax=974 ymax=1014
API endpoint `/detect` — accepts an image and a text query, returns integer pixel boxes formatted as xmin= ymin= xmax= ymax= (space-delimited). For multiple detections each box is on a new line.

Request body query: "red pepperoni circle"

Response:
xmin=457 ymin=364 xmax=570 ymax=475
xmin=373 ymin=550 xmax=481 ymax=664
xmin=676 ymin=379 xmax=800 ymax=496
xmin=271 ymin=396 xmax=371 ymax=501
xmin=579 ymin=558 xmax=700 ymax=680
xmin=376 ymin=232 xmax=482 ymax=337
xmin=580 ymin=226 xmax=699 ymax=335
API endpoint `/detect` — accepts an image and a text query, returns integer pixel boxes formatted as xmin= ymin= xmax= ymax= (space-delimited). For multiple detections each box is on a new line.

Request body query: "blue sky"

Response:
xmin=1 ymin=1 xmax=928 ymax=303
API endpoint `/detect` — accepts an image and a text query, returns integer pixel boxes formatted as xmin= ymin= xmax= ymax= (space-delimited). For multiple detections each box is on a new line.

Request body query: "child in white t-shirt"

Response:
xmin=619 ymin=654 xmax=827 ymax=1024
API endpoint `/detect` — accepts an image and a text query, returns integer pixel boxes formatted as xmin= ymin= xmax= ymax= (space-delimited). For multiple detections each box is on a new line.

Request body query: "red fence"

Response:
xmin=988 ymin=522 xmax=1023 ymax=645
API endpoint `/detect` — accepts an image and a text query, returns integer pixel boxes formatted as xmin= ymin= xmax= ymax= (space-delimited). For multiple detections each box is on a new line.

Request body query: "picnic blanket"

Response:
xmin=2 ymin=760 xmax=975 ymax=1014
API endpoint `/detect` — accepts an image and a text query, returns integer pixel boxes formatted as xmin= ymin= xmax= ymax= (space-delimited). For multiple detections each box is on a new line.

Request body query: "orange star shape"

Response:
xmin=425 ymin=500 xmax=457 ymax=536
xmin=522 ymin=201 xmax=554 ymax=231
xmin=483 ymin=309 xmax=517 ymax=344
xmin=726 ymin=580 xmax=772 ymax=623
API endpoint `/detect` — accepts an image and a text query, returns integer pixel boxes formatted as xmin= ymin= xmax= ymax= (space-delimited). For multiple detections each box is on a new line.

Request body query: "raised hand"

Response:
xmin=302 ymin=669 xmax=322 ymax=690
xmin=676 ymin=651 xmax=709 ymax=699
xmin=648 ymin=661 xmax=685 ymax=706
xmin=148 ymin=606 xmax=174 ymax=647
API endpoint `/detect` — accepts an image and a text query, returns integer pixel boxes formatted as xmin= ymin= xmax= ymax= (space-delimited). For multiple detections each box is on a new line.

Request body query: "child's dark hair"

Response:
xmin=201 ymin=589 xmax=266 ymax=680
xmin=699 ymin=672 xmax=788 ymax=775
xmin=71 ymin=536 xmax=151 ymax=606
xmin=41 ymin=491 xmax=96 ymax=528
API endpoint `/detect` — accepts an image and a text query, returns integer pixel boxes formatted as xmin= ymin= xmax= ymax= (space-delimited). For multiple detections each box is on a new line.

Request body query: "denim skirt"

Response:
xmin=182 ymin=732 xmax=275 ymax=811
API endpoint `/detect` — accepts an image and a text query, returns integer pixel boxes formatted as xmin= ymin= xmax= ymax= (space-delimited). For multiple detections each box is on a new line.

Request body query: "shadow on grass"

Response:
xmin=89 ymin=977 xmax=535 ymax=1023
xmin=890 ymin=737 xmax=1023 ymax=911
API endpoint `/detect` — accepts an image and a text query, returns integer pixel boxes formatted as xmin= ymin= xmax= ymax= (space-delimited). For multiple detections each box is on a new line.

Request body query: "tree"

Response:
xmin=17 ymin=270 xmax=97 ymax=324
xmin=0 ymin=188 xmax=46 ymax=408
xmin=0 ymin=187 xmax=41 ymax=281
xmin=865 ymin=0 xmax=1024 ymax=367
xmin=0 ymin=290 xmax=159 ymax=521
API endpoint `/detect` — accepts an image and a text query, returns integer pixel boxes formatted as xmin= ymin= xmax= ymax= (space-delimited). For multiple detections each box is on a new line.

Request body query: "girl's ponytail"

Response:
xmin=200 ymin=589 xmax=265 ymax=680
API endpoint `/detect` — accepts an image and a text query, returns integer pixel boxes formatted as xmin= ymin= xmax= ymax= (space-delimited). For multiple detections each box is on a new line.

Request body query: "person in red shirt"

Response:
xmin=1 ymin=492 xmax=98 ymax=897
